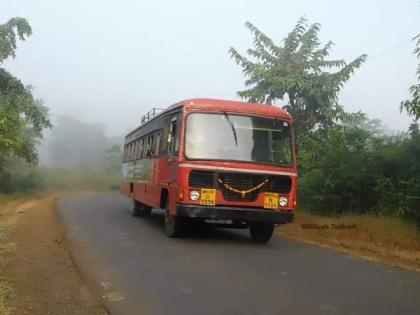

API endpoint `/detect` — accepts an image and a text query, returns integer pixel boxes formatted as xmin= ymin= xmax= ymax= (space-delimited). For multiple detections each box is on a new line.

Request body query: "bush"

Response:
xmin=299 ymin=127 xmax=420 ymax=228
xmin=0 ymin=159 xmax=44 ymax=193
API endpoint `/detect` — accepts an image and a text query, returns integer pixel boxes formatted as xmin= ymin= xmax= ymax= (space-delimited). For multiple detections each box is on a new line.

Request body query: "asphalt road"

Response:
xmin=58 ymin=193 xmax=420 ymax=315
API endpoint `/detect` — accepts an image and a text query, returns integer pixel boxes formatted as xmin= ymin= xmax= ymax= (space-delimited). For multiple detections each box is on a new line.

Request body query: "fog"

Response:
xmin=39 ymin=116 xmax=120 ymax=168
xmin=2 ymin=0 xmax=419 ymax=142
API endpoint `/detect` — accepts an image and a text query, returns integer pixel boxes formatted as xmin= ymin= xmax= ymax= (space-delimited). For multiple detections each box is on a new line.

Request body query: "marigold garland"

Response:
xmin=217 ymin=178 xmax=269 ymax=198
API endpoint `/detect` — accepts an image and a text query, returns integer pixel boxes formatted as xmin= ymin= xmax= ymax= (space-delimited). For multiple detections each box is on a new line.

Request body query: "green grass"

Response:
xmin=0 ymin=193 xmax=22 ymax=206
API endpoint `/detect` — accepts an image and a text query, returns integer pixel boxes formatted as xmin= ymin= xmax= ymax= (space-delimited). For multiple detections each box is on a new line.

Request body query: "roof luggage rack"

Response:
xmin=141 ymin=107 xmax=164 ymax=124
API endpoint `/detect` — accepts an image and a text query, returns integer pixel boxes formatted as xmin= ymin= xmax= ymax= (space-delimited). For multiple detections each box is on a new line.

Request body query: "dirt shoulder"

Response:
xmin=0 ymin=196 xmax=107 ymax=315
xmin=278 ymin=211 xmax=420 ymax=273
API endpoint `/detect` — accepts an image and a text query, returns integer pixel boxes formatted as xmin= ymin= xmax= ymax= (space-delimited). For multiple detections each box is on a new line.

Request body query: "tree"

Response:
xmin=229 ymin=18 xmax=367 ymax=135
xmin=0 ymin=17 xmax=51 ymax=172
xmin=400 ymin=34 xmax=420 ymax=121
xmin=298 ymin=115 xmax=380 ymax=214
xmin=0 ymin=17 xmax=32 ymax=62
xmin=408 ymin=121 xmax=419 ymax=136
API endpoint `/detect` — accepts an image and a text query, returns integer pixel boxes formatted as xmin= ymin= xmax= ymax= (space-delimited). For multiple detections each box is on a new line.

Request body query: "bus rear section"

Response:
xmin=122 ymin=99 xmax=297 ymax=243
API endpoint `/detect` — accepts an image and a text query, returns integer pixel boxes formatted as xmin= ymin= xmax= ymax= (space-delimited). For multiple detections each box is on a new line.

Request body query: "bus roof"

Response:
xmin=181 ymin=98 xmax=290 ymax=118
xmin=125 ymin=98 xmax=291 ymax=139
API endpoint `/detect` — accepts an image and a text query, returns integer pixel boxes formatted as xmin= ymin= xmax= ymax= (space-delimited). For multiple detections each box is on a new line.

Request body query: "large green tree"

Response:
xmin=400 ymin=34 xmax=420 ymax=125
xmin=0 ymin=17 xmax=51 ymax=171
xmin=229 ymin=18 xmax=367 ymax=135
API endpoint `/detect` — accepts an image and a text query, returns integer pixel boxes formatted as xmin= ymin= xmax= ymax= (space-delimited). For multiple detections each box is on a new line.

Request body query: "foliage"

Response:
xmin=0 ymin=80 xmax=51 ymax=168
xmin=0 ymin=17 xmax=32 ymax=63
xmin=409 ymin=121 xmax=419 ymax=136
xmin=0 ymin=158 xmax=44 ymax=193
xmin=400 ymin=34 xmax=420 ymax=120
xmin=371 ymin=134 xmax=420 ymax=227
xmin=298 ymin=117 xmax=378 ymax=215
xmin=299 ymin=119 xmax=420 ymax=227
xmin=0 ymin=17 xmax=51 ymax=182
xmin=231 ymin=18 xmax=420 ymax=228
xmin=229 ymin=18 xmax=367 ymax=134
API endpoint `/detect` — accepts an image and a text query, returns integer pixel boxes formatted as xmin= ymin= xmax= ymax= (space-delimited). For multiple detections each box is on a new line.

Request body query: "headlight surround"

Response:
xmin=189 ymin=190 xmax=200 ymax=201
xmin=279 ymin=196 xmax=288 ymax=207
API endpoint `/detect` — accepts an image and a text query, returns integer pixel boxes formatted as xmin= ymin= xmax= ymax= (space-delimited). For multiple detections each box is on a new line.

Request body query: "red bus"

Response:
xmin=121 ymin=98 xmax=297 ymax=243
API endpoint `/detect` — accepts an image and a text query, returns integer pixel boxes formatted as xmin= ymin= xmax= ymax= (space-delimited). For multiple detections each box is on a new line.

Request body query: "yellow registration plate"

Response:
xmin=200 ymin=188 xmax=216 ymax=206
xmin=264 ymin=193 xmax=279 ymax=209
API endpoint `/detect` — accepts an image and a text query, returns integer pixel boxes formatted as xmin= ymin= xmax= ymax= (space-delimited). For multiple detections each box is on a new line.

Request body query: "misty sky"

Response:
xmin=2 ymin=0 xmax=419 ymax=136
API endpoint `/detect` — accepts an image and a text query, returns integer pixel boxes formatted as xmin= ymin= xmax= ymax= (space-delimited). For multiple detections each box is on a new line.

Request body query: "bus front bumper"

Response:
xmin=176 ymin=205 xmax=294 ymax=224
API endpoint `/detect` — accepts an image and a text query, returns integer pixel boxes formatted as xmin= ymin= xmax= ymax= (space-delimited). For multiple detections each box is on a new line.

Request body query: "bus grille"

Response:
xmin=189 ymin=170 xmax=292 ymax=202
xmin=189 ymin=170 xmax=215 ymax=187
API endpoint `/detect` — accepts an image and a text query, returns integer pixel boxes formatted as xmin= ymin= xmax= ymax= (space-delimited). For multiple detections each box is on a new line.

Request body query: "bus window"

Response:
xmin=138 ymin=138 xmax=143 ymax=158
xmin=168 ymin=116 xmax=180 ymax=158
xmin=123 ymin=145 xmax=127 ymax=162
xmin=130 ymin=143 xmax=134 ymax=161
xmin=135 ymin=140 xmax=140 ymax=159
xmin=154 ymin=132 xmax=161 ymax=155
xmin=140 ymin=138 xmax=147 ymax=159
xmin=147 ymin=135 xmax=153 ymax=156
xmin=127 ymin=143 xmax=132 ymax=161
xmin=133 ymin=141 xmax=139 ymax=160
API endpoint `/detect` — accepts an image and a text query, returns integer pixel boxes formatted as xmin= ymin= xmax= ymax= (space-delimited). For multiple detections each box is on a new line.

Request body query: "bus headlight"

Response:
xmin=189 ymin=190 xmax=200 ymax=201
xmin=279 ymin=197 xmax=288 ymax=207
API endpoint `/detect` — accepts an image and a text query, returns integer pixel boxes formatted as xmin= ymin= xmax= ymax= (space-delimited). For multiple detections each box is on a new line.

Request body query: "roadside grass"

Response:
xmin=0 ymin=206 xmax=17 ymax=315
xmin=278 ymin=210 xmax=420 ymax=271
xmin=0 ymin=193 xmax=26 ymax=206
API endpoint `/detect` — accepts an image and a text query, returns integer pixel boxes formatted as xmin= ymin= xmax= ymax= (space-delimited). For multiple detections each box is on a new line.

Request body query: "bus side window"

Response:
xmin=130 ymin=143 xmax=134 ymax=161
xmin=154 ymin=132 xmax=161 ymax=156
xmin=139 ymin=138 xmax=145 ymax=158
xmin=132 ymin=142 xmax=136 ymax=160
xmin=133 ymin=141 xmax=139 ymax=160
xmin=127 ymin=143 xmax=131 ymax=161
xmin=136 ymin=140 xmax=141 ymax=159
xmin=123 ymin=145 xmax=127 ymax=162
xmin=147 ymin=134 xmax=154 ymax=156
xmin=137 ymin=139 xmax=143 ymax=160
xmin=168 ymin=116 xmax=180 ymax=158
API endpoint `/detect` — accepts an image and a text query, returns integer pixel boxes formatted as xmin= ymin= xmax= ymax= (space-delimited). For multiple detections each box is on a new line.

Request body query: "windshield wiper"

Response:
xmin=223 ymin=112 xmax=238 ymax=146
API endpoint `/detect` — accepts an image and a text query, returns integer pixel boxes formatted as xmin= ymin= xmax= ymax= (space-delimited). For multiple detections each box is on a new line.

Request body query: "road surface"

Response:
xmin=58 ymin=193 xmax=420 ymax=315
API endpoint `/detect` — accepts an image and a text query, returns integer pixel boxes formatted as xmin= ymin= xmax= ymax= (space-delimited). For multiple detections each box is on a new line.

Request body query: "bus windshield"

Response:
xmin=185 ymin=113 xmax=293 ymax=166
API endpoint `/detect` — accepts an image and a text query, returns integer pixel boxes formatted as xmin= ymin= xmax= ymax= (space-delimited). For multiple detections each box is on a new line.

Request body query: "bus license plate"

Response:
xmin=264 ymin=193 xmax=279 ymax=209
xmin=200 ymin=188 xmax=216 ymax=206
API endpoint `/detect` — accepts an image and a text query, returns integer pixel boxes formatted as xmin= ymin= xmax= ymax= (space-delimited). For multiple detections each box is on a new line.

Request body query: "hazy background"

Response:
xmin=1 ymin=0 xmax=419 ymax=138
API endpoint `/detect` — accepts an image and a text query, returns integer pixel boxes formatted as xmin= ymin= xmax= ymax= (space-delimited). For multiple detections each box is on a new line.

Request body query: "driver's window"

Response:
xmin=168 ymin=115 xmax=180 ymax=159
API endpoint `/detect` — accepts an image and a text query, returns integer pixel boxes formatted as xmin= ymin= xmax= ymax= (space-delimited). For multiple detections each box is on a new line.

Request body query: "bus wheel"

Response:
xmin=130 ymin=195 xmax=151 ymax=217
xmin=249 ymin=222 xmax=274 ymax=244
xmin=164 ymin=202 xmax=183 ymax=238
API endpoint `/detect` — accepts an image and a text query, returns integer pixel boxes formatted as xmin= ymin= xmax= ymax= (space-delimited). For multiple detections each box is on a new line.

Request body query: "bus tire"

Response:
xmin=249 ymin=222 xmax=274 ymax=244
xmin=130 ymin=195 xmax=151 ymax=217
xmin=164 ymin=201 xmax=183 ymax=238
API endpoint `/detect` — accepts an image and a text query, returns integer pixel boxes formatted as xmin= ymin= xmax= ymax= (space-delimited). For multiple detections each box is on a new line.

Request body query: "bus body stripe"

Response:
xmin=178 ymin=163 xmax=297 ymax=177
